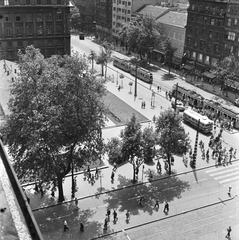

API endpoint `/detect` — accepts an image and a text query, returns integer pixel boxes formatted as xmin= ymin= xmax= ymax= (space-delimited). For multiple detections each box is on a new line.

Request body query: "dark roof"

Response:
xmin=156 ymin=11 xmax=188 ymax=27
xmin=138 ymin=5 xmax=169 ymax=19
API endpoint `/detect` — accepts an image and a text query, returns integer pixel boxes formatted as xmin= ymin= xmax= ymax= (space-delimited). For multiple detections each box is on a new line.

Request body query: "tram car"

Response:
xmin=113 ymin=57 xmax=153 ymax=84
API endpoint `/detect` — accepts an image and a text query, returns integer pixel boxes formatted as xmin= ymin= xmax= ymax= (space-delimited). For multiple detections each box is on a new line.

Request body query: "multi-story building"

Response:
xmin=0 ymin=0 xmax=71 ymax=61
xmin=72 ymin=0 xmax=96 ymax=34
xmin=112 ymin=0 xmax=162 ymax=45
xmin=95 ymin=0 xmax=112 ymax=40
xmin=184 ymin=0 xmax=228 ymax=78
xmin=156 ymin=11 xmax=187 ymax=67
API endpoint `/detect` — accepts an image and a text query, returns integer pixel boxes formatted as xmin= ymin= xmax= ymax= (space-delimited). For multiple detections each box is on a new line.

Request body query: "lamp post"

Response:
xmin=190 ymin=119 xmax=200 ymax=169
xmin=174 ymin=83 xmax=178 ymax=112
xmin=99 ymin=170 xmax=103 ymax=191
xmin=119 ymin=73 xmax=124 ymax=88
xmin=134 ymin=64 xmax=138 ymax=100
xmin=142 ymin=165 xmax=145 ymax=182
xmin=71 ymin=159 xmax=75 ymax=199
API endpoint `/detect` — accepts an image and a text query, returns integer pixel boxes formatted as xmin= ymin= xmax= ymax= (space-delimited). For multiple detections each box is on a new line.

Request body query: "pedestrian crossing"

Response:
xmin=205 ymin=161 xmax=239 ymax=189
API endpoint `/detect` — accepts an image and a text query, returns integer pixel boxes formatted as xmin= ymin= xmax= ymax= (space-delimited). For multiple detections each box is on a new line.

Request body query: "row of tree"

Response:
xmin=106 ymin=111 xmax=191 ymax=183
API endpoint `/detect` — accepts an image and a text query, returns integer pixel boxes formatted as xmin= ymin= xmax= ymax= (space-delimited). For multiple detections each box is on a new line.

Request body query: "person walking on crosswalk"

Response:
xmin=225 ymin=226 xmax=232 ymax=238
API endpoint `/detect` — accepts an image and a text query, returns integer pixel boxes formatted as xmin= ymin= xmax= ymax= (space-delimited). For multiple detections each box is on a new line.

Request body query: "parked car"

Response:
xmin=171 ymin=100 xmax=185 ymax=112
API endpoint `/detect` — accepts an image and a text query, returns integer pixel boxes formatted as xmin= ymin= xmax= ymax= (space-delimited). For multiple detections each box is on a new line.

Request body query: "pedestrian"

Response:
xmin=143 ymin=101 xmax=146 ymax=109
xmin=111 ymin=171 xmax=115 ymax=182
xmin=88 ymin=171 xmax=91 ymax=181
xmin=80 ymin=222 xmax=84 ymax=232
xmin=107 ymin=208 xmax=111 ymax=221
xmin=165 ymin=91 xmax=168 ymax=99
xmin=228 ymin=186 xmax=232 ymax=197
xmin=154 ymin=199 xmax=159 ymax=209
xmin=113 ymin=162 xmax=117 ymax=171
xmin=75 ymin=197 xmax=78 ymax=208
xmin=113 ymin=210 xmax=118 ymax=222
xmin=125 ymin=210 xmax=130 ymax=222
xmin=233 ymin=149 xmax=237 ymax=158
xmin=157 ymin=86 xmax=159 ymax=92
xmin=64 ymin=220 xmax=69 ymax=232
xmin=163 ymin=202 xmax=169 ymax=213
xmin=103 ymin=218 xmax=108 ymax=230
xmin=39 ymin=185 xmax=44 ymax=198
xmin=95 ymin=167 xmax=99 ymax=178
xmin=34 ymin=183 xmax=39 ymax=193
xmin=225 ymin=226 xmax=232 ymax=238
xmin=118 ymin=85 xmax=120 ymax=91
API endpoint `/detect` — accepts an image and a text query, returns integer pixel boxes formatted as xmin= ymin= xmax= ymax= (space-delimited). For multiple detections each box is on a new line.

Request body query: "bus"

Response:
xmin=183 ymin=109 xmax=213 ymax=133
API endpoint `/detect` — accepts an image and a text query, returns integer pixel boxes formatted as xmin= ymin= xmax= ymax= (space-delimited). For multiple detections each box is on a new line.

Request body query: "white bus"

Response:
xmin=183 ymin=109 xmax=213 ymax=133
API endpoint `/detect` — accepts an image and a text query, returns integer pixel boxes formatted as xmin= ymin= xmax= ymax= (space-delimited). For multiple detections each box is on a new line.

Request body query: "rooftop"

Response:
xmin=156 ymin=11 xmax=188 ymax=28
xmin=137 ymin=5 xmax=170 ymax=19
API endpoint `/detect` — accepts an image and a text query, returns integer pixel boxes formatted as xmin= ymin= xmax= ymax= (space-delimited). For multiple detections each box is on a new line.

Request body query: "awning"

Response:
xmin=225 ymin=79 xmax=239 ymax=89
xmin=182 ymin=64 xmax=195 ymax=71
xmin=202 ymin=71 xmax=216 ymax=79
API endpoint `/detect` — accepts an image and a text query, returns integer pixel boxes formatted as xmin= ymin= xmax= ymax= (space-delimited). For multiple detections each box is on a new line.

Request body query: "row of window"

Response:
xmin=113 ymin=7 xmax=131 ymax=14
xmin=113 ymin=0 xmax=131 ymax=6
xmin=1 ymin=38 xmax=64 ymax=48
xmin=227 ymin=18 xmax=238 ymax=27
xmin=4 ymin=12 xmax=63 ymax=22
xmin=190 ymin=3 xmax=226 ymax=17
xmin=113 ymin=15 xmax=130 ymax=21
xmin=3 ymin=0 xmax=64 ymax=5
xmin=4 ymin=24 xmax=64 ymax=36
xmin=189 ymin=14 xmax=224 ymax=27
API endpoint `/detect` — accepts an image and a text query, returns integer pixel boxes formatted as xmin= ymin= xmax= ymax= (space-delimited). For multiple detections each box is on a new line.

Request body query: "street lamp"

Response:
xmin=142 ymin=165 xmax=145 ymax=182
xmin=119 ymin=73 xmax=124 ymax=88
xmin=99 ymin=170 xmax=103 ymax=191
xmin=71 ymin=159 xmax=75 ymax=199
xmin=190 ymin=119 xmax=200 ymax=169
xmin=134 ymin=62 xmax=138 ymax=100
xmin=151 ymin=90 xmax=155 ymax=108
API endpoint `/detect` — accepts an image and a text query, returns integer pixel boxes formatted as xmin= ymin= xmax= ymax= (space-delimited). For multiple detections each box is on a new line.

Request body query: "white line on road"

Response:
xmin=219 ymin=175 xmax=239 ymax=184
xmin=91 ymin=204 xmax=108 ymax=210
xmin=214 ymin=172 xmax=239 ymax=180
xmin=205 ymin=162 xmax=239 ymax=173
xmin=209 ymin=166 xmax=239 ymax=176
xmin=192 ymin=178 xmax=207 ymax=184
xmin=122 ymin=229 xmax=131 ymax=240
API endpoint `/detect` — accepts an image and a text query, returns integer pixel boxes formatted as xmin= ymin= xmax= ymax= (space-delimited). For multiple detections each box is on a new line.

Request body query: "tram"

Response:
xmin=183 ymin=109 xmax=213 ymax=133
xmin=113 ymin=57 xmax=153 ymax=84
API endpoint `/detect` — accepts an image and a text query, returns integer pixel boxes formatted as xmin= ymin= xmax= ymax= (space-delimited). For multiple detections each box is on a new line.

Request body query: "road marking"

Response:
xmin=122 ymin=229 xmax=131 ymax=240
xmin=218 ymin=175 xmax=239 ymax=184
xmin=209 ymin=166 xmax=239 ymax=176
xmin=162 ymin=186 xmax=178 ymax=191
xmin=91 ymin=204 xmax=108 ymax=210
xmin=205 ymin=162 xmax=239 ymax=173
xmin=192 ymin=178 xmax=207 ymax=183
xmin=214 ymin=172 xmax=239 ymax=180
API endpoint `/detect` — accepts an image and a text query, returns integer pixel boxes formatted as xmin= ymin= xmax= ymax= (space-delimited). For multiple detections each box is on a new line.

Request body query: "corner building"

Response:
xmin=0 ymin=0 xmax=71 ymax=61
xmin=184 ymin=0 xmax=228 ymax=77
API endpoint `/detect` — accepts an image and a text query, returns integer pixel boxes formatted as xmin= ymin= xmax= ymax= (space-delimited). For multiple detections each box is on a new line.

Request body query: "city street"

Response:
xmin=26 ymin=37 xmax=239 ymax=239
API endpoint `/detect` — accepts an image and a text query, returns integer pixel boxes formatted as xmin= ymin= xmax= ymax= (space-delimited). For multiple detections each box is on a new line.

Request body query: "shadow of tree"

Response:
xmin=102 ymin=171 xmax=190 ymax=217
xmin=162 ymin=73 xmax=177 ymax=81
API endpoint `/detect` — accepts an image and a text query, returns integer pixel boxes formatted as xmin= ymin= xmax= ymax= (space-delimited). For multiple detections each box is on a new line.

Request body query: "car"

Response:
xmin=234 ymin=98 xmax=239 ymax=107
xmin=171 ymin=100 xmax=185 ymax=112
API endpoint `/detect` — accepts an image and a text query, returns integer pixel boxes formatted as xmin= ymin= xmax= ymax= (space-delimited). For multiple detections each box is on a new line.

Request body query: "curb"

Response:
xmin=90 ymin=194 xmax=237 ymax=239
xmin=32 ymin=158 xmax=239 ymax=212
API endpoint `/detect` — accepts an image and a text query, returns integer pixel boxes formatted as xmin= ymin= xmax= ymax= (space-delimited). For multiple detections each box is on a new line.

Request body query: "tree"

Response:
xmin=118 ymin=14 xmax=162 ymax=60
xmin=88 ymin=50 xmax=97 ymax=70
xmin=155 ymin=109 xmax=191 ymax=175
xmin=120 ymin=114 xmax=143 ymax=183
xmin=1 ymin=46 xmax=106 ymax=202
xmin=212 ymin=54 xmax=238 ymax=93
xmin=70 ymin=6 xmax=81 ymax=32
xmin=105 ymin=137 xmax=123 ymax=165
xmin=161 ymin=38 xmax=177 ymax=74
xmin=141 ymin=126 xmax=157 ymax=163
xmin=96 ymin=40 xmax=113 ymax=77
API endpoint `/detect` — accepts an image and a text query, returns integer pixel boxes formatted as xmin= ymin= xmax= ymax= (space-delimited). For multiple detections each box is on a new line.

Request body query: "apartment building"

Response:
xmin=0 ymin=0 xmax=71 ymax=61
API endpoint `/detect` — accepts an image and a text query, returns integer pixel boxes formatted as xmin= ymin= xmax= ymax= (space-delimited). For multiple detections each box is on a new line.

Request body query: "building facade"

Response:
xmin=112 ymin=0 xmax=162 ymax=44
xmin=95 ymin=0 xmax=112 ymax=40
xmin=184 ymin=0 xmax=228 ymax=77
xmin=156 ymin=11 xmax=187 ymax=67
xmin=72 ymin=0 xmax=96 ymax=34
xmin=0 ymin=0 xmax=71 ymax=61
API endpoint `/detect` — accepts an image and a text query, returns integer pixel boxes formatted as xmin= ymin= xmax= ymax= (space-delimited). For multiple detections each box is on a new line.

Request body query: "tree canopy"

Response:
xmin=155 ymin=109 xmax=191 ymax=175
xmin=161 ymin=38 xmax=177 ymax=74
xmin=70 ymin=6 xmax=81 ymax=32
xmin=118 ymin=15 xmax=162 ymax=60
xmin=1 ymin=46 xmax=106 ymax=202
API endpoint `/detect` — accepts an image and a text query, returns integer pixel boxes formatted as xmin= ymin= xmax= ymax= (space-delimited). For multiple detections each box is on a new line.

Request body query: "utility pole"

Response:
xmin=134 ymin=64 xmax=138 ymax=100
xmin=71 ymin=159 xmax=75 ymax=199
xmin=191 ymin=119 xmax=200 ymax=169
xmin=174 ymin=83 xmax=178 ymax=112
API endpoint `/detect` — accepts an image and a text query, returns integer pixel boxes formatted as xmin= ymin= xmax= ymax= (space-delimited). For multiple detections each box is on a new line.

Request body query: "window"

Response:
xmin=191 ymin=52 xmax=196 ymax=60
xmin=199 ymin=40 xmax=204 ymax=50
xmin=37 ymin=0 xmax=41 ymax=4
xmin=195 ymin=28 xmax=198 ymax=35
xmin=211 ymin=19 xmax=215 ymax=25
xmin=113 ymin=7 xmax=116 ymax=11
xmin=118 ymin=0 xmax=121 ymax=4
xmin=205 ymin=56 xmax=210 ymax=64
xmin=37 ymin=25 xmax=43 ymax=35
xmin=204 ymin=17 xmax=208 ymax=24
xmin=209 ymin=31 xmax=212 ymax=39
xmin=128 ymin=10 xmax=130 ymax=14
xmin=16 ymin=16 xmax=21 ymax=22
xmin=56 ymin=12 xmax=62 ymax=20
xmin=128 ymin=1 xmax=131 ymax=6
xmin=187 ymin=37 xmax=191 ymax=46
xmin=228 ymin=32 xmax=236 ymax=41
xmin=4 ymin=0 xmax=9 ymax=5
xmin=16 ymin=26 xmax=22 ymax=35
xmin=127 ymin=18 xmax=130 ymax=21
xmin=5 ymin=16 xmax=11 ymax=22
xmin=215 ymin=32 xmax=220 ymax=40
xmin=38 ymin=40 xmax=43 ymax=45
xmin=26 ymin=0 xmax=30 ymax=4
xmin=48 ymin=39 xmax=53 ymax=45
xmin=7 ymin=41 xmax=12 ymax=47
xmin=214 ymin=44 xmax=219 ymax=54
xmin=46 ymin=13 xmax=52 ymax=21
xmin=57 ymin=0 xmax=61 ymax=4
xmin=15 ymin=0 xmax=20 ymax=4
xmin=191 ymin=4 xmax=195 ymax=10
xmin=5 ymin=27 xmax=12 ymax=36
xmin=26 ymin=25 xmax=33 ymax=35
xmin=207 ymin=43 xmax=211 ymax=52
xmin=47 ymin=25 xmax=53 ymax=34
xmin=47 ymin=0 xmax=51 ymax=3
xmin=56 ymin=24 xmax=62 ymax=33
xmin=197 ymin=53 xmax=203 ymax=62
xmin=228 ymin=18 xmax=231 ymax=27
xmin=36 ymin=13 xmax=43 ymax=21
xmin=194 ymin=39 xmax=198 ymax=47
xmin=26 ymin=14 xmax=32 ymax=22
